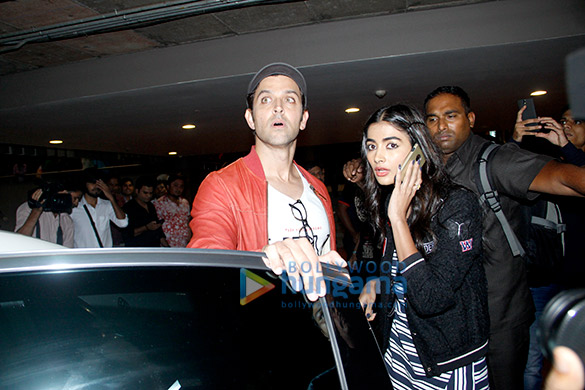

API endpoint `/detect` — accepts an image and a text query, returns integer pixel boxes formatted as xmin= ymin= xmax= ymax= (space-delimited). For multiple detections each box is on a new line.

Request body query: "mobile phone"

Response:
xmin=401 ymin=143 xmax=426 ymax=170
xmin=518 ymin=98 xmax=539 ymax=128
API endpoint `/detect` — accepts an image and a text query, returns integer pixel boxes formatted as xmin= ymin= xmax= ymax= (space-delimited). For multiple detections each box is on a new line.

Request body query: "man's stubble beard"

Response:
xmin=85 ymin=190 xmax=102 ymax=199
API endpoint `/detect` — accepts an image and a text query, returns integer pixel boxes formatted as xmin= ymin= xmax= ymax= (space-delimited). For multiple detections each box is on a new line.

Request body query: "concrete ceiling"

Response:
xmin=1 ymin=0 xmax=585 ymax=156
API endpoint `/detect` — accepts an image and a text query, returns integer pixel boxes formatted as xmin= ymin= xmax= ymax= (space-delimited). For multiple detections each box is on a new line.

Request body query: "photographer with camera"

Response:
xmin=14 ymin=182 xmax=83 ymax=247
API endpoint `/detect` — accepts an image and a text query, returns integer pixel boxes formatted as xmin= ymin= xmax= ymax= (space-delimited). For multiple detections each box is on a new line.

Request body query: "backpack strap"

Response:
xmin=532 ymin=201 xmax=566 ymax=233
xmin=532 ymin=201 xmax=566 ymax=256
xmin=531 ymin=215 xmax=566 ymax=233
xmin=474 ymin=142 xmax=526 ymax=257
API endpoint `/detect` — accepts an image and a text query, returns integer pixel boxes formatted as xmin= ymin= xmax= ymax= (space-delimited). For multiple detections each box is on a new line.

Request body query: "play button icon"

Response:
xmin=240 ymin=268 xmax=275 ymax=305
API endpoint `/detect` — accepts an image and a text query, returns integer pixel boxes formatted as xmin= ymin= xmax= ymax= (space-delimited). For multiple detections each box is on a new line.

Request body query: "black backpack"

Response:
xmin=474 ymin=142 xmax=565 ymax=287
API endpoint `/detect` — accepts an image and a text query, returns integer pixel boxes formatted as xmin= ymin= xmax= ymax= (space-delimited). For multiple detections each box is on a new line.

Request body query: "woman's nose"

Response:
xmin=374 ymin=150 xmax=385 ymax=163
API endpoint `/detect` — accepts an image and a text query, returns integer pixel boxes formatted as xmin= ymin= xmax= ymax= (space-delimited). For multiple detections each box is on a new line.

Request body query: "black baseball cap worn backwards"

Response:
xmin=247 ymin=62 xmax=307 ymax=109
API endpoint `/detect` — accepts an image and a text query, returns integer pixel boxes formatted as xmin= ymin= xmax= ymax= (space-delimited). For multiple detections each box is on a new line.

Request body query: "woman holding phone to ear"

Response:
xmin=358 ymin=105 xmax=490 ymax=389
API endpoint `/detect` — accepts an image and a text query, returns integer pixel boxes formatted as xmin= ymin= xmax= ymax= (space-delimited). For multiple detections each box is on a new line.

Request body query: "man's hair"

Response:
xmin=135 ymin=176 xmax=155 ymax=191
xmin=64 ymin=179 xmax=84 ymax=194
xmin=105 ymin=174 xmax=120 ymax=183
xmin=424 ymin=86 xmax=472 ymax=115
xmin=166 ymin=174 xmax=185 ymax=186
xmin=121 ymin=177 xmax=133 ymax=185
xmin=81 ymin=168 xmax=102 ymax=184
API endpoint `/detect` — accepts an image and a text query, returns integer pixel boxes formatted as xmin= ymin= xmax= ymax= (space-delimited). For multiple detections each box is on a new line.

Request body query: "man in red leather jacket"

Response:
xmin=188 ymin=63 xmax=344 ymax=300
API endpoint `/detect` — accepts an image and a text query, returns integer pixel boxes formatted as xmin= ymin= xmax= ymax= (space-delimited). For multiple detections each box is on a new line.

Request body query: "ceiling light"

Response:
xmin=182 ymin=124 xmax=196 ymax=129
xmin=530 ymin=90 xmax=547 ymax=96
xmin=49 ymin=140 xmax=63 ymax=144
xmin=345 ymin=107 xmax=360 ymax=113
xmin=168 ymin=151 xmax=178 ymax=155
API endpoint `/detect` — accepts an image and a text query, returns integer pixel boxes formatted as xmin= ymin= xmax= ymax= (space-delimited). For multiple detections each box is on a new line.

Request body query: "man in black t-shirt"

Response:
xmin=123 ymin=176 xmax=168 ymax=247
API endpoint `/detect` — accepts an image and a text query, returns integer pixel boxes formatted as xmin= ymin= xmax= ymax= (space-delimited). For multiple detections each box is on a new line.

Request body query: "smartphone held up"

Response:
xmin=518 ymin=98 xmax=551 ymax=133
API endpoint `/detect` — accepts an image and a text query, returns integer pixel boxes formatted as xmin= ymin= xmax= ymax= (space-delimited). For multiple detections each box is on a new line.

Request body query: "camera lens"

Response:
xmin=539 ymin=289 xmax=585 ymax=367
xmin=44 ymin=193 xmax=73 ymax=213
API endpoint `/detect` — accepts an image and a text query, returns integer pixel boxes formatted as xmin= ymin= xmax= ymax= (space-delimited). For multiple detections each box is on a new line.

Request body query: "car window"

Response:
xmin=0 ymin=267 xmax=340 ymax=390
xmin=319 ymin=283 xmax=393 ymax=389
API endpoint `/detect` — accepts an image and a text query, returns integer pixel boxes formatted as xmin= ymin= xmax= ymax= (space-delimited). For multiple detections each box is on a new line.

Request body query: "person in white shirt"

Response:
xmin=15 ymin=182 xmax=82 ymax=247
xmin=71 ymin=169 xmax=128 ymax=248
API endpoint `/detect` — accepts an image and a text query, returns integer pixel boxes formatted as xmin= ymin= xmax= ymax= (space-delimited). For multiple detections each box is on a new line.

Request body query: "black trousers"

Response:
xmin=486 ymin=321 xmax=531 ymax=390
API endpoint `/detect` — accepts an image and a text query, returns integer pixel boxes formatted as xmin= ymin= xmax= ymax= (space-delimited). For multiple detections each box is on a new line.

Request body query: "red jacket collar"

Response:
xmin=242 ymin=146 xmax=266 ymax=179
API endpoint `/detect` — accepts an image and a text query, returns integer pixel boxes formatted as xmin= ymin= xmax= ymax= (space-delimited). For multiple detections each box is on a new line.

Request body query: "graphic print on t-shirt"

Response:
xmin=267 ymin=171 xmax=330 ymax=255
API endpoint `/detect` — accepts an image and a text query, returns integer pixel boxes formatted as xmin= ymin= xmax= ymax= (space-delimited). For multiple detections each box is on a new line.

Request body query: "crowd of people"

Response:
xmin=15 ymin=169 xmax=192 ymax=250
xmin=12 ymin=62 xmax=585 ymax=390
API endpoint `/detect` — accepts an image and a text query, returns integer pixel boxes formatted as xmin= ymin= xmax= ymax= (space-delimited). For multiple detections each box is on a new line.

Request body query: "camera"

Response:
xmin=539 ymin=289 xmax=585 ymax=368
xmin=27 ymin=182 xmax=73 ymax=214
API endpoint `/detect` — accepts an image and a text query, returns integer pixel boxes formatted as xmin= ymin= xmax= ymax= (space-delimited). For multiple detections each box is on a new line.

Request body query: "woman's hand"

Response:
xmin=359 ymin=278 xmax=379 ymax=321
xmin=387 ymin=159 xmax=422 ymax=225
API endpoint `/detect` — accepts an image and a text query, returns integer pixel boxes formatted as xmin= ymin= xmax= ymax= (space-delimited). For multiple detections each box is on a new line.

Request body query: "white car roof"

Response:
xmin=1 ymin=231 xmax=64 ymax=252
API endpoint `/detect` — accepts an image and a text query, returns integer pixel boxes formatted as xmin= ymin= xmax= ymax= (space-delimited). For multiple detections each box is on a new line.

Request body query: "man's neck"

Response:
xmin=84 ymin=193 xmax=98 ymax=207
xmin=255 ymin=141 xmax=297 ymax=181
xmin=442 ymin=152 xmax=453 ymax=164
xmin=167 ymin=194 xmax=180 ymax=204
xmin=136 ymin=198 xmax=149 ymax=210
xmin=443 ymin=133 xmax=472 ymax=163
xmin=255 ymin=141 xmax=304 ymax=199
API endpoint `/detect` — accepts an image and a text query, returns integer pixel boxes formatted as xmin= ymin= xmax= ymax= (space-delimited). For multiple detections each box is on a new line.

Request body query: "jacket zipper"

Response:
xmin=310 ymin=184 xmax=327 ymax=203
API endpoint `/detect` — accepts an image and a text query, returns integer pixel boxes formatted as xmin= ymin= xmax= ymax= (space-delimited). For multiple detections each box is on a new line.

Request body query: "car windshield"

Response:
xmin=0 ymin=266 xmax=340 ymax=390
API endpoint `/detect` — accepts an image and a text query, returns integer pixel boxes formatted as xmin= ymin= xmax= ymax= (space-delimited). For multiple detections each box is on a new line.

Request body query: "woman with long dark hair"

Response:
xmin=358 ymin=104 xmax=490 ymax=389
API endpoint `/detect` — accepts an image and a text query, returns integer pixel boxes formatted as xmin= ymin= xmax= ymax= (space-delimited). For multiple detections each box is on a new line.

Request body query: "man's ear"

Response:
xmin=467 ymin=111 xmax=476 ymax=129
xmin=299 ymin=110 xmax=309 ymax=131
xmin=244 ymin=109 xmax=255 ymax=130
